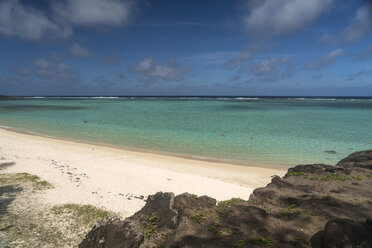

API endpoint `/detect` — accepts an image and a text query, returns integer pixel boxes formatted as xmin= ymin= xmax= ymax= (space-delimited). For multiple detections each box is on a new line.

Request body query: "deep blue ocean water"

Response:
xmin=0 ymin=97 xmax=371 ymax=166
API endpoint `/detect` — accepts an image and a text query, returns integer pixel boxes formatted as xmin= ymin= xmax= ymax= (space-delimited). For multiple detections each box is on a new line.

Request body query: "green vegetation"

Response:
xmin=321 ymin=173 xmax=349 ymax=182
xmin=366 ymin=174 xmax=372 ymax=178
xmin=144 ymin=212 xmax=158 ymax=238
xmin=209 ymin=223 xmax=222 ymax=236
xmin=279 ymin=204 xmax=302 ymax=217
xmin=289 ymin=236 xmax=305 ymax=244
xmin=309 ymin=176 xmax=319 ymax=180
xmin=0 ymin=172 xmax=113 ymax=247
xmin=332 ymin=173 xmax=348 ymax=181
xmin=52 ymin=204 xmax=113 ymax=225
xmin=237 ymin=237 xmax=273 ymax=247
xmin=193 ymin=212 xmax=207 ymax=224
xmin=308 ymin=211 xmax=318 ymax=216
xmin=186 ymin=194 xmax=198 ymax=199
xmin=216 ymin=198 xmax=242 ymax=215
xmin=321 ymin=175 xmax=331 ymax=181
xmin=288 ymin=170 xmax=305 ymax=176
xmin=353 ymin=176 xmax=363 ymax=181
xmin=0 ymin=172 xmax=53 ymax=190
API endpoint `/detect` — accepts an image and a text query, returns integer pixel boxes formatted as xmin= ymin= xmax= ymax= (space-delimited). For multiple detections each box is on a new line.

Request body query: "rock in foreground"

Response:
xmin=80 ymin=150 xmax=372 ymax=248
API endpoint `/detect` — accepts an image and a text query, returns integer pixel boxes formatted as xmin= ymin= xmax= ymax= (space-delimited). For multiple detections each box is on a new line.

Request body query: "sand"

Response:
xmin=0 ymin=128 xmax=286 ymax=217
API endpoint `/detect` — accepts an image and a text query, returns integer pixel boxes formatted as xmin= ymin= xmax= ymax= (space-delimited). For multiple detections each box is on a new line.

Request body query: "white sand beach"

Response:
xmin=0 ymin=128 xmax=286 ymax=217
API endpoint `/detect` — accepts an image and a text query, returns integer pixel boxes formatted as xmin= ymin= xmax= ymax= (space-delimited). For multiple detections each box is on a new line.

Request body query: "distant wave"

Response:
xmin=91 ymin=97 xmax=119 ymax=99
xmin=21 ymin=96 xmax=372 ymax=101
xmin=192 ymin=156 xmax=208 ymax=160
xmin=233 ymin=97 xmax=259 ymax=100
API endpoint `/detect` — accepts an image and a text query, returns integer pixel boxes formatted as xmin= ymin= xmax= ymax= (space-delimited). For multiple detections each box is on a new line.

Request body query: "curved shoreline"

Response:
xmin=0 ymin=127 xmax=287 ymax=217
xmin=0 ymin=125 xmax=289 ymax=170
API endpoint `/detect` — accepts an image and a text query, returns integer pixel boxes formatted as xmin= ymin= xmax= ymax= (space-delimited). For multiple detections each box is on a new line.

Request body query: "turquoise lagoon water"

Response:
xmin=0 ymin=97 xmax=371 ymax=166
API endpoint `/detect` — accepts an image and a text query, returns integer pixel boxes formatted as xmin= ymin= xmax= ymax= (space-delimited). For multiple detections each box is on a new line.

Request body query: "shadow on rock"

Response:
xmin=79 ymin=150 xmax=372 ymax=248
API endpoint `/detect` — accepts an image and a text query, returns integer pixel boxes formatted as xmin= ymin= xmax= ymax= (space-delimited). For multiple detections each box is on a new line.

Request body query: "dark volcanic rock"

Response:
xmin=311 ymin=219 xmax=372 ymax=248
xmin=337 ymin=149 xmax=372 ymax=169
xmin=80 ymin=150 xmax=372 ymax=248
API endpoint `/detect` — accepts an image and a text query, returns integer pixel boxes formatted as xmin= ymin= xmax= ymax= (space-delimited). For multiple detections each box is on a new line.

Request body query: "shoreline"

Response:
xmin=0 ymin=127 xmax=287 ymax=217
xmin=0 ymin=125 xmax=289 ymax=169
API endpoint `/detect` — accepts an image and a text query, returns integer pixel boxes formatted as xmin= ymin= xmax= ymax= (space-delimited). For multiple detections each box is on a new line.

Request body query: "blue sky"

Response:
xmin=0 ymin=0 xmax=372 ymax=96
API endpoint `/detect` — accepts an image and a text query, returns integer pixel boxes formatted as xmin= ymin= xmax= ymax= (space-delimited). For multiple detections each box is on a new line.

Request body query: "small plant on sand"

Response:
xmin=144 ymin=212 xmax=158 ymax=238
xmin=0 ymin=172 xmax=53 ymax=190
xmin=52 ymin=204 xmax=114 ymax=225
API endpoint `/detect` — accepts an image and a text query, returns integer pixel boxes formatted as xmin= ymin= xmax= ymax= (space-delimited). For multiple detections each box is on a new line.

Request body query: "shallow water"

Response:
xmin=0 ymin=97 xmax=371 ymax=166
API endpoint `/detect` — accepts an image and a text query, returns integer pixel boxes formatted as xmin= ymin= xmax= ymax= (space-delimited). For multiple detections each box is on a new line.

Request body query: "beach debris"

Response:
xmin=250 ymin=136 xmax=254 ymax=140
xmin=221 ymin=134 xmax=224 ymax=136
xmin=134 ymin=195 xmax=145 ymax=200
xmin=167 ymin=178 xmax=172 ymax=181
xmin=83 ymin=120 xmax=88 ymax=123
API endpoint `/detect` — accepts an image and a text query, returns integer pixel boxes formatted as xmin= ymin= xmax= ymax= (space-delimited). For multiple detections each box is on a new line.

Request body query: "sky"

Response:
xmin=0 ymin=0 xmax=372 ymax=96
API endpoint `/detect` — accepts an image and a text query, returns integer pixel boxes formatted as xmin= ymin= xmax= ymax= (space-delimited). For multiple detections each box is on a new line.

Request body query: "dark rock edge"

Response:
xmin=80 ymin=150 xmax=372 ymax=248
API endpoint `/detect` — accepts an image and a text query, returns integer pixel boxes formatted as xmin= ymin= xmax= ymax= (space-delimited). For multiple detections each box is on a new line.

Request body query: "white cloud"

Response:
xmin=101 ymin=55 xmax=120 ymax=66
xmin=304 ymin=48 xmax=343 ymax=71
xmin=69 ymin=43 xmax=91 ymax=58
xmin=226 ymin=0 xmax=332 ymax=71
xmin=357 ymin=45 xmax=372 ymax=60
xmin=244 ymin=0 xmax=333 ymax=36
xmin=0 ymin=0 xmax=71 ymax=40
xmin=52 ymin=0 xmax=133 ymax=27
xmin=32 ymin=58 xmax=79 ymax=83
xmin=32 ymin=58 xmax=51 ymax=69
xmin=130 ymin=57 xmax=190 ymax=82
xmin=250 ymin=56 xmax=294 ymax=82
xmin=342 ymin=4 xmax=372 ymax=43
xmin=0 ymin=0 xmax=135 ymax=41
xmin=320 ymin=4 xmax=372 ymax=44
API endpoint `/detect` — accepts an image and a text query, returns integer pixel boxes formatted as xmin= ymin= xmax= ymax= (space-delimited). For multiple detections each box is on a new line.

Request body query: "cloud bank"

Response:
xmin=0 ymin=0 xmax=71 ymax=40
xmin=250 ymin=56 xmax=294 ymax=82
xmin=304 ymin=48 xmax=343 ymax=71
xmin=243 ymin=0 xmax=333 ymax=37
xmin=69 ymin=43 xmax=91 ymax=58
xmin=0 ymin=0 xmax=135 ymax=41
xmin=320 ymin=3 xmax=372 ymax=44
xmin=52 ymin=0 xmax=133 ymax=27
xmin=130 ymin=57 xmax=190 ymax=83
xmin=32 ymin=58 xmax=79 ymax=84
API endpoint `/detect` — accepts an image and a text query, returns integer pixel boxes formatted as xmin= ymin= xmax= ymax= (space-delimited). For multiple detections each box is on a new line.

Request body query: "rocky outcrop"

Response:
xmin=336 ymin=149 xmax=372 ymax=169
xmin=310 ymin=219 xmax=372 ymax=248
xmin=80 ymin=150 xmax=372 ymax=248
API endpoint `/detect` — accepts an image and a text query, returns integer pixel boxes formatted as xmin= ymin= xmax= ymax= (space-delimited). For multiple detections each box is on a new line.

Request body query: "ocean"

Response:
xmin=0 ymin=97 xmax=371 ymax=166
